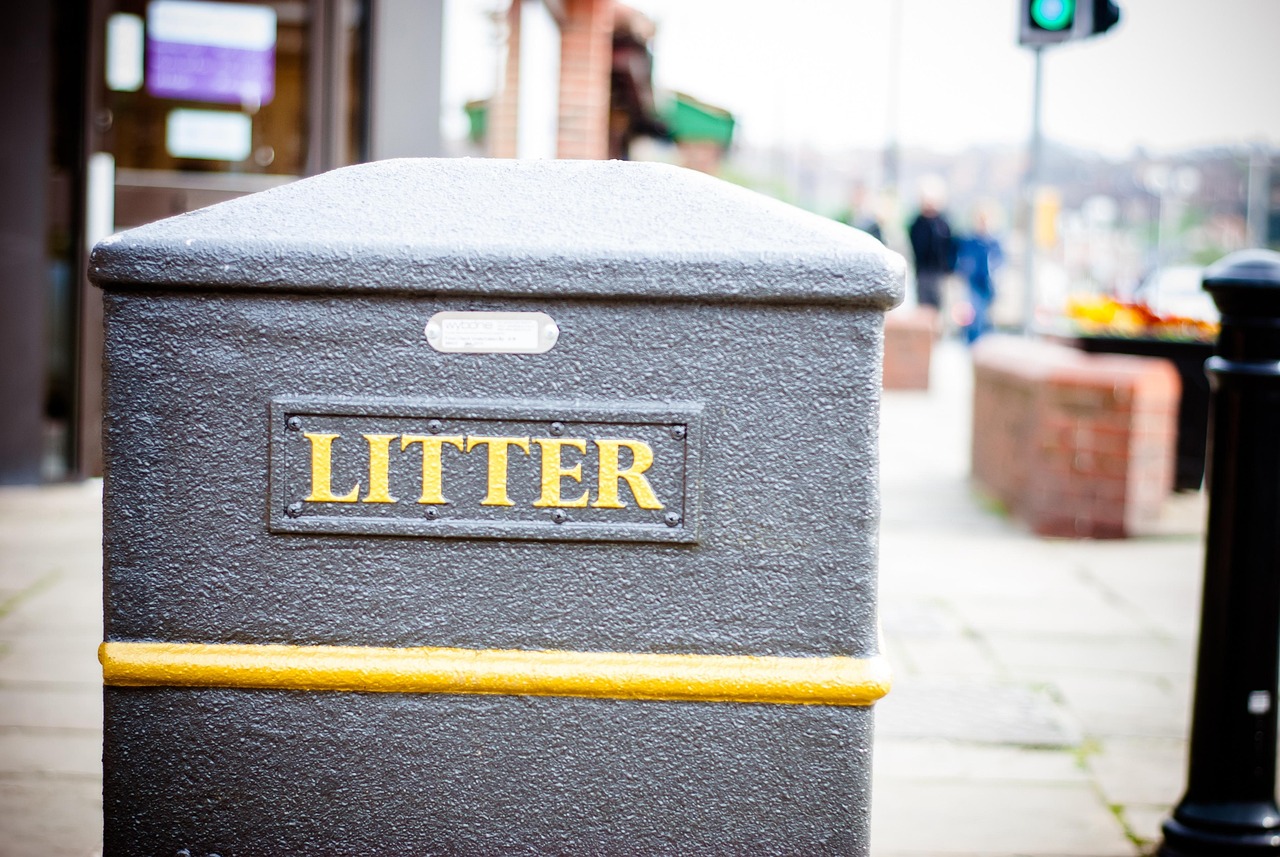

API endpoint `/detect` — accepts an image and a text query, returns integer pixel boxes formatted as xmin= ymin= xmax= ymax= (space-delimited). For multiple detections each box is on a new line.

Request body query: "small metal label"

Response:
xmin=424 ymin=311 xmax=559 ymax=354
xmin=269 ymin=397 xmax=700 ymax=543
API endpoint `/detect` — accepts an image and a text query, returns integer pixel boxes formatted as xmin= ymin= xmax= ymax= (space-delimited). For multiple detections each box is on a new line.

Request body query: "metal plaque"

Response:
xmin=269 ymin=397 xmax=701 ymax=543
xmin=424 ymin=311 xmax=560 ymax=354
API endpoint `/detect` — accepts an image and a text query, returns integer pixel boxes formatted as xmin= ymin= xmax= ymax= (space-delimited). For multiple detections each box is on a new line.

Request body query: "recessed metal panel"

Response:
xmin=268 ymin=397 xmax=701 ymax=543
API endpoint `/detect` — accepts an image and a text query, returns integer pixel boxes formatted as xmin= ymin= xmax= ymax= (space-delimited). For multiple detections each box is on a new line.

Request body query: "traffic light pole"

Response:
xmin=1017 ymin=0 xmax=1121 ymax=333
xmin=1021 ymin=45 xmax=1044 ymax=334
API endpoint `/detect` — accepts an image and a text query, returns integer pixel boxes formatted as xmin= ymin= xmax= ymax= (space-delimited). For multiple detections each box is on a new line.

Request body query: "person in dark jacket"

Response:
xmin=907 ymin=193 xmax=954 ymax=310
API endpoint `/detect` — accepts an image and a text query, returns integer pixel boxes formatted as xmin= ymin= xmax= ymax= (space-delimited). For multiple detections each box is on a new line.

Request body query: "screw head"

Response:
xmin=285 ymin=502 xmax=304 ymax=518
xmin=551 ymin=509 xmax=569 ymax=524
xmin=670 ymin=425 xmax=687 ymax=440
xmin=427 ymin=419 xmax=443 ymax=434
xmin=424 ymin=507 xmax=441 ymax=520
xmin=286 ymin=416 xmax=302 ymax=431
xmin=664 ymin=512 xmax=682 ymax=527
xmin=549 ymin=421 xmax=565 ymax=436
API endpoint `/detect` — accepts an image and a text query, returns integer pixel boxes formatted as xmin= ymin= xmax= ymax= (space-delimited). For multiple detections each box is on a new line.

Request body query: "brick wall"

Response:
xmin=972 ymin=336 xmax=1179 ymax=538
xmin=883 ymin=306 xmax=937 ymax=391
xmin=490 ymin=0 xmax=614 ymax=161
xmin=556 ymin=0 xmax=613 ymax=160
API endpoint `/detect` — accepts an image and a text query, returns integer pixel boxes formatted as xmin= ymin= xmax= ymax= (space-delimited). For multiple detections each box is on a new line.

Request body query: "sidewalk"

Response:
xmin=0 ymin=340 xmax=1204 ymax=855
xmin=873 ymin=339 xmax=1203 ymax=856
xmin=0 ymin=480 xmax=104 ymax=855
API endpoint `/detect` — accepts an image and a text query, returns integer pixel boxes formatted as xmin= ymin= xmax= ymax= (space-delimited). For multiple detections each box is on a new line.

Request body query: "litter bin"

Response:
xmin=91 ymin=159 xmax=903 ymax=854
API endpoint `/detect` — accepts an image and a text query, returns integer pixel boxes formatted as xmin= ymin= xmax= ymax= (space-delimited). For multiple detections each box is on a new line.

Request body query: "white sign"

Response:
xmin=106 ymin=13 xmax=144 ymax=92
xmin=424 ymin=312 xmax=560 ymax=354
xmin=148 ymin=0 xmax=277 ymax=51
xmin=165 ymin=109 xmax=252 ymax=161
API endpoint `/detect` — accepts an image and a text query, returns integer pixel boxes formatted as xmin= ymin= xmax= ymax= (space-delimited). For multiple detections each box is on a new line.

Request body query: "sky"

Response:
xmin=441 ymin=0 xmax=1280 ymax=158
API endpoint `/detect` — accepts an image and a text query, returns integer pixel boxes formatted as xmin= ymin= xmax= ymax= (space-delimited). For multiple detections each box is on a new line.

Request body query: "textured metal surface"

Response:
xmin=92 ymin=158 xmax=903 ymax=853
xmin=101 ymin=292 xmax=888 ymax=657
xmin=89 ymin=158 xmax=903 ymax=307
xmin=105 ymin=688 xmax=875 ymax=855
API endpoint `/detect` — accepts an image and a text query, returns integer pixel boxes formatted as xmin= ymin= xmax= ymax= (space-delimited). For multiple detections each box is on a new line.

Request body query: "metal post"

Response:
xmin=1160 ymin=249 xmax=1280 ymax=856
xmin=1021 ymin=45 xmax=1043 ymax=334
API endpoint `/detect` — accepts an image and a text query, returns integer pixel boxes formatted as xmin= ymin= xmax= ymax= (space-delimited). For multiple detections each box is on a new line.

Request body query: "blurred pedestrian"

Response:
xmin=955 ymin=207 xmax=1004 ymax=344
xmin=907 ymin=182 xmax=954 ymax=310
xmin=837 ymin=182 xmax=884 ymax=242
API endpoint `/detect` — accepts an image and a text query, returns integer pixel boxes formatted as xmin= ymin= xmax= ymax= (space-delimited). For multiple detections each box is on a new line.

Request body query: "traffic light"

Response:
xmin=1019 ymin=0 xmax=1120 ymax=47
xmin=1091 ymin=0 xmax=1121 ymax=36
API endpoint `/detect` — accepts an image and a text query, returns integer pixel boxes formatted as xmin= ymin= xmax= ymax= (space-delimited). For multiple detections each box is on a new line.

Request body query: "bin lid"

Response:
xmin=90 ymin=158 xmax=903 ymax=309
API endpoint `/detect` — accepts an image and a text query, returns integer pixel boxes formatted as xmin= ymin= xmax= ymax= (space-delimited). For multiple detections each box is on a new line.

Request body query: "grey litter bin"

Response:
xmin=91 ymin=158 xmax=903 ymax=855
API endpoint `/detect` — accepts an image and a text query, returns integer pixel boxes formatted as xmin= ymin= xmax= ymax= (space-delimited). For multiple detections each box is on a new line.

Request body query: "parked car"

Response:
xmin=1132 ymin=265 xmax=1216 ymax=323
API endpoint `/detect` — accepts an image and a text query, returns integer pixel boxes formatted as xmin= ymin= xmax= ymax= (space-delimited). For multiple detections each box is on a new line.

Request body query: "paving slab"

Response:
xmin=870 ymin=780 xmax=1138 ymax=856
xmin=0 ymin=731 xmax=102 ymax=779
xmin=1052 ymin=673 xmax=1191 ymax=740
xmin=1121 ymin=805 xmax=1171 ymax=850
xmin=888 ymin=633 xmax=1005 ymax=679
xmin=1068 ymin=547 xmax=1204 ymax=642
xmin=874 ymin=738 xmax=1090 ymax=784
xmin=982 ymin=632 xmax=1194 ymax=681
xmin=0 ymin=638 xmax=106 ymax=686
xmin=948 ymin=589 xmax=1148 ymax=638
xmin=877 ymin=677 xmax=1081 ymax=747
xmin=0 ymin=686 xmax=103 ymax=731
xmin=0 ymin=779 xmax=102 ymax=857
xmin=1086 ymin=738 xmax=1188 ymax=807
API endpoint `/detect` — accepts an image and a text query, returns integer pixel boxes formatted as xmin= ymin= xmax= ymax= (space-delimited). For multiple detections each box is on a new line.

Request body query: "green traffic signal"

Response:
xmin=1030 ymin=0 xmax=1075 ymax=30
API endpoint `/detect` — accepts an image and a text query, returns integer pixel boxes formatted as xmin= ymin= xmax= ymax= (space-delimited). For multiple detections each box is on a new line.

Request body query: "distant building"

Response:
xmin=479 ymin=1 xmax=731 ymax=170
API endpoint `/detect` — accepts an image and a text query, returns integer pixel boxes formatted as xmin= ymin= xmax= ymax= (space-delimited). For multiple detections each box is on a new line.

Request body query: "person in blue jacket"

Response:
xmin=955 ymin=208 xmax=1004 ymax=344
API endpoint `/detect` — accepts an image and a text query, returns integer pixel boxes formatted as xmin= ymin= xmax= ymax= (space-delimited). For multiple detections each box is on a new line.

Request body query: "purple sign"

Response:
xmin=145 ymin=1 xmax=276 ymax=107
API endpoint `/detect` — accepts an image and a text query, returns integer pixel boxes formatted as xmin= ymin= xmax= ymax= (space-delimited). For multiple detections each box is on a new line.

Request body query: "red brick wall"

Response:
xmin=556 ymin=0 xmax=613 ymax=160
xmin=972 ymin=337 xmax=1179 ymax=538
xmin=883 ymin=307 xmax=937 ymax=391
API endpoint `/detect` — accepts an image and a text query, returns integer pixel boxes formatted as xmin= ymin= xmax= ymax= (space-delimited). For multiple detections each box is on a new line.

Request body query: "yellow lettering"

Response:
xmin=361 ymin=434 xmax=399 ymax=504
xmin=466 ymin=436 xmax=530 ymax=507
xmin=592 ymin=439 xmax=664 ymax=510
xmin=400 ymin=435 xmax=465 ymax=504
xmin=303 ymin=432 xmax=360 ymax=503
xmin=531 ymin=438 xmax=590 ymax=508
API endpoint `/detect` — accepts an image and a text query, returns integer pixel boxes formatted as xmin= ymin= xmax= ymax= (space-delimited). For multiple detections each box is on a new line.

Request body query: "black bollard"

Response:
xmin=1161 ymin=249 xmax=1280 ymax=856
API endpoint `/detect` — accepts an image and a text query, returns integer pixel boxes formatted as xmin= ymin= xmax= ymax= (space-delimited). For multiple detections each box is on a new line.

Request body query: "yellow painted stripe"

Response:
xmin=100 ymin=641 xmax=891 ymax=707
